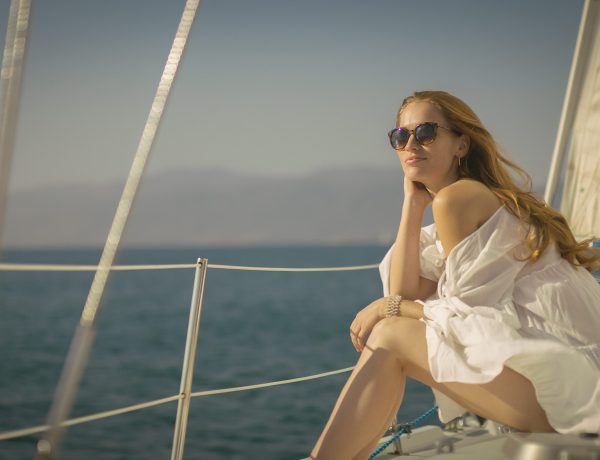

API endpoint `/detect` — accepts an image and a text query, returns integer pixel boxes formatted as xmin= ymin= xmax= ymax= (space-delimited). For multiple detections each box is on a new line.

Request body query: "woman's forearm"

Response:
xmin=389 ymin=201 xmax=426 ymax=298
xmin=399 ymin=299 xmax=426 ymax=320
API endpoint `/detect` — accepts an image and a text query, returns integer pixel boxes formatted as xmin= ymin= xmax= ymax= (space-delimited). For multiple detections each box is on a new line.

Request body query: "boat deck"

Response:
xmin=374 ymin=424 xmax=600 ymax=459
xmin=302 ymin=423 xmax=600 ymax=459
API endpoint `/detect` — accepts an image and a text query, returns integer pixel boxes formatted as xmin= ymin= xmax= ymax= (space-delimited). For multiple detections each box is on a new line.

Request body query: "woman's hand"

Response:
xmin=349 ymin=297 xmax=387 ymax=352
xmin=403 ymin=177 xmax=433 ymax=209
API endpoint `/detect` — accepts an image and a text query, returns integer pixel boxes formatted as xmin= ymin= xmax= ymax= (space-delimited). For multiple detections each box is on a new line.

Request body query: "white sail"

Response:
xmin=547 ymin=0 xmax=600 ymax=240
xmin=562 ymin=0 xmax=600 ymax=240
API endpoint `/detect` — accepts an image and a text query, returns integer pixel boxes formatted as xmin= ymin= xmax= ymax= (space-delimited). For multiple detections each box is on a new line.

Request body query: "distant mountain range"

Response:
xmin=3 ymin=166 xmax=545 ymax=248
xmin=3 ymin=166 xmax=411 ymax=248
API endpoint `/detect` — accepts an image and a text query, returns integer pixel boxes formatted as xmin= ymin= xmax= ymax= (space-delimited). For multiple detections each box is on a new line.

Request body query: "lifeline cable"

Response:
xmin=0 ymin=366 xmax=355 ymax=441
xmin=0 ymin=261 xmax=378 ymax=272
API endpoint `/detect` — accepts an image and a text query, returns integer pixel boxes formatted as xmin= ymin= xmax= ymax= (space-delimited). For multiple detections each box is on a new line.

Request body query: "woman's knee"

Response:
xmin=368 ymin=318 xmax=415 ymax=353
xmin=367 ymin=318 xmax=429 ymax=372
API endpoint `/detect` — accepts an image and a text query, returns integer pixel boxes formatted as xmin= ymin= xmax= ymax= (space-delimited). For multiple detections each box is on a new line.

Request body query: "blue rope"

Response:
xmin=368 ymin=405 xmax=438 ymax=460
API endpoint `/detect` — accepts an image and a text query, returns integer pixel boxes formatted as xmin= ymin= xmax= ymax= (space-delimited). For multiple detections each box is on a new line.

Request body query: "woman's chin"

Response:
xmin=404 ymin=170 xmax=429 ymax=184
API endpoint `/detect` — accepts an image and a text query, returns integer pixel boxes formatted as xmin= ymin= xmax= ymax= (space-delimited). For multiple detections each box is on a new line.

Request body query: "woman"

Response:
xmin=309 ymin=90 xmax=600 ymax=460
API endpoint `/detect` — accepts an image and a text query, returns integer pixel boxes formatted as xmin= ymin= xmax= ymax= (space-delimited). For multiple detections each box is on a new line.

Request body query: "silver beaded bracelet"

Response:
xmin=385 ymin=294 xmax=403 ymax=317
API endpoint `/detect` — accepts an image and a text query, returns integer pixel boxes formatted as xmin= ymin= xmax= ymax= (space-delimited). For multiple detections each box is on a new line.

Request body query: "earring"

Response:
xmin=458 ymin=156 xmax=462 ymax=167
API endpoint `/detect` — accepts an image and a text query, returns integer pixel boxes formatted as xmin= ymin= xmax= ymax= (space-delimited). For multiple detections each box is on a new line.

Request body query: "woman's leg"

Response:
xmin=309 ymin=316 xmax=555 ymax=460
xmin=385 ymin=318 xmax=555 ymax=433
xmin=309 ymin=333 xmax=406 ymax=459
xmin=351 ymin=395 xmax=402 ymax=460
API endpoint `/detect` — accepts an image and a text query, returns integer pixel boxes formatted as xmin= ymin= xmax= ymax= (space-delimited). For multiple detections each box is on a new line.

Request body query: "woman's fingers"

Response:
xmin=350 ymin=327 xmax=359 ymax=351
xmin=350 ymin=318 xmax=358 ymax=349
xmin=351 ymin=321 xmax=374 ymax=351
xmin=350 ymin=325 xmax=368 ymax=352
xmin=350 ymin=299 xmax=385 ymax=352
xmin=349 ymin=325 xmax=364 ymax=352
xmin=356 ymin=332 xmax=365 ymax=352
xmin=404 ymin=178 xmax=433 ymax=207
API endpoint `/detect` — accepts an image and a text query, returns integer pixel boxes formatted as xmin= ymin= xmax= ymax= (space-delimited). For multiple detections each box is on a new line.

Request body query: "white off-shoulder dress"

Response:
xmin=378 ymin=205 xmax=600 ymax=434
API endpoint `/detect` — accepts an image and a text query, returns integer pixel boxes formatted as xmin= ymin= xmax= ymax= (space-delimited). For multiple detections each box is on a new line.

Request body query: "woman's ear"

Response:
xmin=458 ymin=134 xmax=470 ymax=155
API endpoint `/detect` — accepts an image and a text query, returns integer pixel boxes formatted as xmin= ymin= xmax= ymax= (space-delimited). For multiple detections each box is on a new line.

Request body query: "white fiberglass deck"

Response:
xmin=304 ymin=424 xmax=600 ymax=459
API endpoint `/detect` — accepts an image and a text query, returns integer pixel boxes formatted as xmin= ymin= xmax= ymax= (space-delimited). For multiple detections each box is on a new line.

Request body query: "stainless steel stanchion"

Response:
xmin=171 ymin=258 xmax=208 ymax=460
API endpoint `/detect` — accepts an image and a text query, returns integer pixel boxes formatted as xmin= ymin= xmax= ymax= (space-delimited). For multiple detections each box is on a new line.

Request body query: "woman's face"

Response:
xmin=396 ymin=101 xmax=465 ymax=193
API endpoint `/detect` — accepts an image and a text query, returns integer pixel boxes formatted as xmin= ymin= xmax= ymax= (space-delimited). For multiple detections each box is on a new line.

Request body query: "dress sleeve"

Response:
xmin=378 ymin=223 xmax=445 ymax=297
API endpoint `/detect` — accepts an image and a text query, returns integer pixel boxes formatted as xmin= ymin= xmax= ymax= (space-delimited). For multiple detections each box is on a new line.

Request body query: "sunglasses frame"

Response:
xmin=388 ymin=122 xmax=455 ymax=150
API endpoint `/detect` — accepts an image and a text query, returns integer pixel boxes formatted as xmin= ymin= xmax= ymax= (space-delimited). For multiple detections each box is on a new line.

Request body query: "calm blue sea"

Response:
xmin=0 ymin=246 xmax=435 ymax=460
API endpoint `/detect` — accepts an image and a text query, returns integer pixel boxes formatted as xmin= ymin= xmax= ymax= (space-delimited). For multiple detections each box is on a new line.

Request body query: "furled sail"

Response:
xmin=546 ymin=0 xmax=600 ymax=240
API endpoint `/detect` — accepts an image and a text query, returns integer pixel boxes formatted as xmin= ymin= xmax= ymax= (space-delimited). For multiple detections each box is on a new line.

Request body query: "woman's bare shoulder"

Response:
xmin=434 ymin=178 xmax=493 ymax=201
xmin=433 ymin=179 xmax=501 ymax=226
xmin=432 ymin=180 xmax=502 ymax=255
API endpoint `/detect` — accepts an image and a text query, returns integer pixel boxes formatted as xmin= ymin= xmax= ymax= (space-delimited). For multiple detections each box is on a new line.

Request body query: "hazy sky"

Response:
xmin=1 ymin=0 xmax=584 ymax=191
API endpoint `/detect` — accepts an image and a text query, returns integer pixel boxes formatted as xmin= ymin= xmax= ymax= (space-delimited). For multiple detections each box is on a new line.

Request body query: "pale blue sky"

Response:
xmin=1 ymin=0 xmax=584 ymax=191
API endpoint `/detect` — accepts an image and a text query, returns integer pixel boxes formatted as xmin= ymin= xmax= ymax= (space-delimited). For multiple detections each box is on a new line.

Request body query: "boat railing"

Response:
xmin=0 ymin=258 xmax=378 ymax=459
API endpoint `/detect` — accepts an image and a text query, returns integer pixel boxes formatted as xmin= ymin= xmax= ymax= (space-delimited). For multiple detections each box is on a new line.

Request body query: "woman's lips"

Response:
xmin=405 ymin=156 xmax=426 ymax=165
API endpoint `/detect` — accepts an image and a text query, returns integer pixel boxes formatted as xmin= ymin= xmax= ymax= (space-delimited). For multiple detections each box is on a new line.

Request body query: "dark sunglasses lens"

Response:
xmin=389 ymin=128 xmax=409 ymax=149
xmin=415 ymin=123 xmax=437 ymax=145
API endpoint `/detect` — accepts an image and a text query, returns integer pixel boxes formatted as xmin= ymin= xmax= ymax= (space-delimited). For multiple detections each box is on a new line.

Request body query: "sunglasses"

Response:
xmin=387 ymin=122 xmax=454 ymax=150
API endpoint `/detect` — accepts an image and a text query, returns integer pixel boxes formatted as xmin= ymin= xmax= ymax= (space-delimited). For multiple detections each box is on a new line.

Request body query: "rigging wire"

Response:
xmin=34 ymin=1 xmax=202 ymax=458
xmin=0 ymin=0 xmax=32 ymax=252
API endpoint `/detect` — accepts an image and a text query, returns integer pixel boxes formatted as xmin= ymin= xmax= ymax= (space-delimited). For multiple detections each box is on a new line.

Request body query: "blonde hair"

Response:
xmin=398 ymin=90 xmax=600 ymax=272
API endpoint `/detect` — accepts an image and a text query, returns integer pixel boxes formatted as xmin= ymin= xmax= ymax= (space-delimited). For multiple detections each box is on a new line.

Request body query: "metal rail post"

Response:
xmin=171 ymin=258 xmax=208 ymax=460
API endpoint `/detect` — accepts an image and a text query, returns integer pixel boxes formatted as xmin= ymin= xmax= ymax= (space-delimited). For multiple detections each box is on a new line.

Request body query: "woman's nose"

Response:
xmin=403 ymin=132 xmax=420 ymax=150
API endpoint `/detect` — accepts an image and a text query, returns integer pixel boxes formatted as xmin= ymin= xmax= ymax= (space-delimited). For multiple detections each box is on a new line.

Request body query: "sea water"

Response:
xmin=0 ymin=246 xmax=436 ymax=460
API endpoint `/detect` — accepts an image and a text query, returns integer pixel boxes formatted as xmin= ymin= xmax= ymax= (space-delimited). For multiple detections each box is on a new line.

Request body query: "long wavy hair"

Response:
xmin=397 ymin=90 xmax=600 ymax=272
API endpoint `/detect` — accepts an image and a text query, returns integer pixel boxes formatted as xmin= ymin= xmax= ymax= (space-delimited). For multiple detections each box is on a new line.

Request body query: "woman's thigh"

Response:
xmin=369 ymin=317 xmax=555 ymax=433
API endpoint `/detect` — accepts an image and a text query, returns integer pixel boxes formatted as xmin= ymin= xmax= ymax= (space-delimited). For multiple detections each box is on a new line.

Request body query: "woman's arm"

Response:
xmin=389 ymin=181 xmax=438 ymax=300
xmin=352 ymin=181 xmax=502 ymax=352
